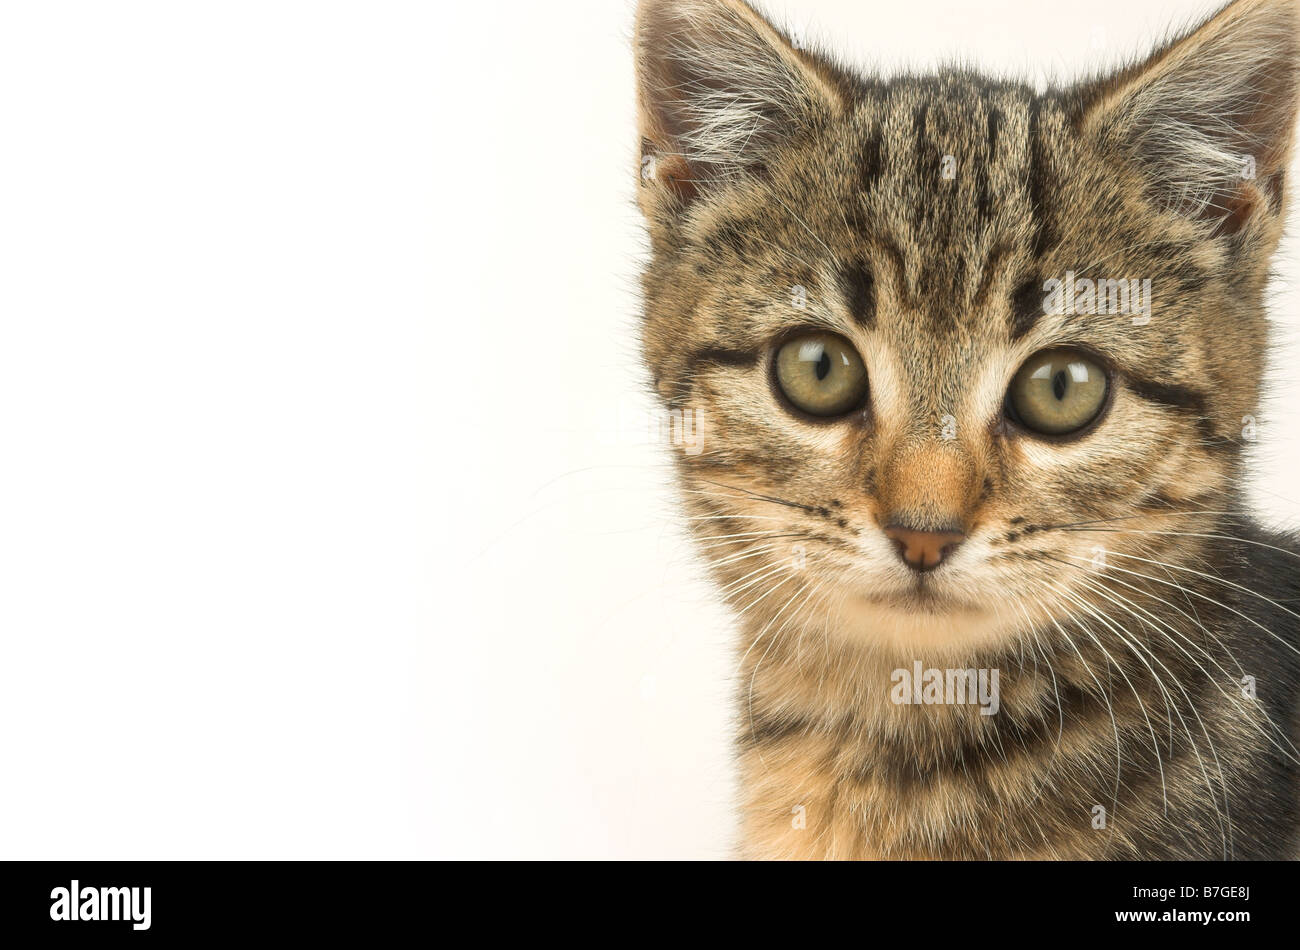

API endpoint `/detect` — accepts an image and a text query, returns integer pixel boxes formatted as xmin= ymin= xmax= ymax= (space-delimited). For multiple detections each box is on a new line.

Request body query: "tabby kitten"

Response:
xmin=633 ymin=0 xmax=1300 ymax=859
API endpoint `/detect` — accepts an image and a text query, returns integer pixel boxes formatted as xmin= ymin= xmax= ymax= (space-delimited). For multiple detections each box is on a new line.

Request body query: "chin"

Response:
xmin=833 ymin=579 xmax=1040 ymax=658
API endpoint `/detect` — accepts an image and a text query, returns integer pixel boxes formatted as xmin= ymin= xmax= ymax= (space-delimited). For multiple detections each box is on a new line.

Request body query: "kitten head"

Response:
xmin=634 ymin=0 xmax=1300 ymax=656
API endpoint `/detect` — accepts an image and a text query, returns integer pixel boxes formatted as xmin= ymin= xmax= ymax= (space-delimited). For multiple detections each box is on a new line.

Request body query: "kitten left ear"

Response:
xmin=634 ymin=0 xmax=845 ymax=210
xmin=1082 ymin=0 xmax=1300 ymax=236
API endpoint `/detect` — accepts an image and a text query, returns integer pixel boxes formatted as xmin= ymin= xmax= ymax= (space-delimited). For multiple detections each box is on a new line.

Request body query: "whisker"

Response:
xmin=1097 ymin=549 xmax=1300 ymax=629
xmin=1044 ymin=582 xmax=1170 ymax=817
xmin=1050 ymin=551 xmax=1300 ymax=660
xmin=698 ymin=479 xmax=828 ymax=516
xmin=1060 ymin=526 xmax=1300 ymax=562
xmin=1044 ymin=554 xmax=1300 ymax=767
xmin=1045 ymin=614 xmax=1123 ymax=844
xmin=1045 ymin=579 xmax=1235 ymax=854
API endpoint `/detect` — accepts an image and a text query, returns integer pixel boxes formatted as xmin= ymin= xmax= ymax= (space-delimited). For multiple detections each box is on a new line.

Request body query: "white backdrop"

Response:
xmin=0 ymin=0 xmax=1295 ymax=859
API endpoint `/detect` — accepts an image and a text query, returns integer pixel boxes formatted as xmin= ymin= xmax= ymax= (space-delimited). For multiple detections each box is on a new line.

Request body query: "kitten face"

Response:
xmin=635 ymin=0 xmax=1297 ymax=655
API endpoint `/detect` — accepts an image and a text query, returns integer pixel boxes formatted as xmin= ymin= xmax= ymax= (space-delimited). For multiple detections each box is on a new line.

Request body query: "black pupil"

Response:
xmin=1052 ymin=369 xmax=1068 ymax=401
xmin=815 ymin=350 xmax=832 ymax=381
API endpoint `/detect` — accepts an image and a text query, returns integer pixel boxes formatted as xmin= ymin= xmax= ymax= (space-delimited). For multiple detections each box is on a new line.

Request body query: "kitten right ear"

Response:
xmin=634 ymin=0 xmax=843 ymax=210
xmin=1082 ymin=0 xmax=1300 ymax=236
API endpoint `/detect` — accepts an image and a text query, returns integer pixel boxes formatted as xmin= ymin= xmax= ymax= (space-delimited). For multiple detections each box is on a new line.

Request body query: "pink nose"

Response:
xmin=883 ymin=524 xmax=966 ymax=572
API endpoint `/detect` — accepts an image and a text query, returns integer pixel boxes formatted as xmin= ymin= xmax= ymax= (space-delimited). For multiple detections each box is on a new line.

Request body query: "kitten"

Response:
xmin=633 ymin=0 xmax=1300 ymax=859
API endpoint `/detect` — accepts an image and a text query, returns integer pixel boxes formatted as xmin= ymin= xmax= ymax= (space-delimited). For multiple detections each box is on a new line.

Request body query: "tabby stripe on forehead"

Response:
xmin=1010 ymin=277 xmax=1045 ymax=339
xmin=977 ymin=106 xmax=1002 ymax=223
xmin=915 ymin=102 xmax=946 ymax=194
xmin=912 ymin=102 xmax=940 ymax=191
xmin=976 ymin=168 xmax=992 ymax=224
xmin=859 ymin=127 xmax=883 ymax=192
xmin=839 ymin=259 xmax=876 ymax=328
xmin=1026 ymin=97 xmax=1054 ymax=259
xmin=913 ymin=101 xmax=929 ymax=154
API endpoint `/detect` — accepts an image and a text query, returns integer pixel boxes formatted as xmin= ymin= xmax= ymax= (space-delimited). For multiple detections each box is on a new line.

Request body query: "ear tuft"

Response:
xmin=634 ymin=0 xmax=842 ymax=206
xmin=1084 ymin=0 xmax=1300 ymax=232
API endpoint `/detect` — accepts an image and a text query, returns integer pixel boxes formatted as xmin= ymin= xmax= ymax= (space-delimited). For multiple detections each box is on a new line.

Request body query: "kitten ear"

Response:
xmin=634 ymin=0 xmax=844 ymax=207
xmin=1083 ymin=0 xmax=1300 ymax=236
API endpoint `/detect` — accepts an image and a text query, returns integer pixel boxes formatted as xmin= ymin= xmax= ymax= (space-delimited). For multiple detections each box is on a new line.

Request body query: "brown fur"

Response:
xmin=634 ymin=0 xmax=1300 ymax=859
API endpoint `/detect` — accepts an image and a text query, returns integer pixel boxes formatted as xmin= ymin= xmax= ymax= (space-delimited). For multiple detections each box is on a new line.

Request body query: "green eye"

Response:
xmin=1007 ymin=349 xmax=1109 ymax=436
xmin=774 ymin=332 xmax=869 ymax=418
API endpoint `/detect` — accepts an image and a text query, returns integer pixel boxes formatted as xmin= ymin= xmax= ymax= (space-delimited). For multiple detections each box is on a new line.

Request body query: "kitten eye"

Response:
xmin=774 ymin=331 xmax=869 ymax=418
xmin=1006 ymin=349 xmax=1109 ymax=436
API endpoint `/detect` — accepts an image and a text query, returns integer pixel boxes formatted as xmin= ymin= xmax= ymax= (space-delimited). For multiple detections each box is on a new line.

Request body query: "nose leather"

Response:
xmin=883 ymin=524 xmax=966 ymax=572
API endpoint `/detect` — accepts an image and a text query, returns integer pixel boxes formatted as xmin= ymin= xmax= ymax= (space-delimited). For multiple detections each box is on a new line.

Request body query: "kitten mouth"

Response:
xmin=864 ymin=578 xmax=978 ymax=614
xmin=866 ymin=588 xmax=940 ymax=610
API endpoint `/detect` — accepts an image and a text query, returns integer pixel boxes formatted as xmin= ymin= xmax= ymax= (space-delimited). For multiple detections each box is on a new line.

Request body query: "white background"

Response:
xmin=0 ymin=0 xmax=1295 ymax=859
